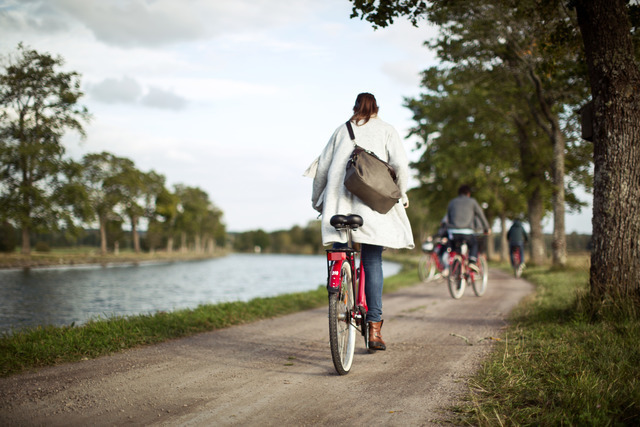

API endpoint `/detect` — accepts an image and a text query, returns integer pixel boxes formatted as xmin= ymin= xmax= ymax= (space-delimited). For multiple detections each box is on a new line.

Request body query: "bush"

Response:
xmin=0 ymin=221 xmax=18 ymax=253
xmin=34 ymin=241 xmax=51 ymax=252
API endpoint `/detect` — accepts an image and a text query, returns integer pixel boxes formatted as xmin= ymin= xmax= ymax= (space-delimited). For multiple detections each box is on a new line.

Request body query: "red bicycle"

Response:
xmin=326 ymin=214 xmax=368 ymax=375
xmin=418 ymin=237 xmax=449 ymax=282
xmin=511 ymin=246 xmax=525 ymax=278
xmin=447 ymin=236 xmax=488 ymax=299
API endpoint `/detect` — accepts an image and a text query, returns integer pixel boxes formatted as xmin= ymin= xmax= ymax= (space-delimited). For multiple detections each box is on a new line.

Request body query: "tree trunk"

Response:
xmin=528 ymin=189 xmax=545 ymax=265
xmin=21 ymin=226 xmax=30 ymax=255
xmin=513 ymin=113 xmax=546 ymax=265
xmin=500 ymin=215 xmax=509 ymax=262
xmin=180 ymin=232 xmax=187 ymax=253
xmin=131 ymin=215 xmax=140 ymax=253
xmin=99 ymin=217 xmax=108 ymax=256
xmin=166 ymin=236 xmax=174 ymax=254
xmin=524 ymin=66 xmax=567 ymax=267
xmin=551 ymin=128 xmax=567 ymax=266
xmin=575 ymin=0 xmax=640 ymax=300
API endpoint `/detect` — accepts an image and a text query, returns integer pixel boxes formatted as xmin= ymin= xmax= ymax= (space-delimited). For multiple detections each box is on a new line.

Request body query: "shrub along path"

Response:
xmin=0 ymin=269 xmax=532 ymax=425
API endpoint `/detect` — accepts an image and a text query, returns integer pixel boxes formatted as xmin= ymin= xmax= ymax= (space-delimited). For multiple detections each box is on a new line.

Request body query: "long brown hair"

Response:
xmin=349 ymin=92 xmax=378 ymax=125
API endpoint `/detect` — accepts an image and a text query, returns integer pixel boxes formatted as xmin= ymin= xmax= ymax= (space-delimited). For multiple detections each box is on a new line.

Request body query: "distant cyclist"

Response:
xmin=507 ymin=219 xmax=528 ymax=269
xmin=445 ymin=185 xmax=490 ymax=271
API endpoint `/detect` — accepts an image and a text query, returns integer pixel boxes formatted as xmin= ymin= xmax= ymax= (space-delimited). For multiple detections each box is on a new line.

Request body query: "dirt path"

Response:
xmin=0 ymin=268 xmax=533 ymax=426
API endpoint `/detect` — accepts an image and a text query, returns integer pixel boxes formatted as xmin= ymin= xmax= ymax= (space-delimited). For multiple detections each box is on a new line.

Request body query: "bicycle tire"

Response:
xmin=513 ymin=248 xmax=522 ymax=278
xmin=448 ymin=257 xmax=465 ymax=299
xmin=418 ymin=254 xmax=436 ymax=282
xmin=329 ymin=261 xmax=356 ymax=375
xmin=472 ymin=256 xmax=488 ymax=296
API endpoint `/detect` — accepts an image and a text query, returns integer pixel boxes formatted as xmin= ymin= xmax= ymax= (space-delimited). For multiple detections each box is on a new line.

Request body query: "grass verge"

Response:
xmin=455 ymin=258 xmax=640 ymax=425
xmin=0 ymin=256 xmax=419 ymax=378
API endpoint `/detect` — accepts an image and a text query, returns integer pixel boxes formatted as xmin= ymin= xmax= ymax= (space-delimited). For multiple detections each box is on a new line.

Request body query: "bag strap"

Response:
xmin=345 ymin=121 xmax=356 ymax=144
xmin=345 ymin=121 xmax=398 ymax=182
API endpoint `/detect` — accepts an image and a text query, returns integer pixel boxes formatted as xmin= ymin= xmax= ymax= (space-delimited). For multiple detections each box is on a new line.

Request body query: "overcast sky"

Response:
xmin=1 ymin=0 xmax=592 ymax=234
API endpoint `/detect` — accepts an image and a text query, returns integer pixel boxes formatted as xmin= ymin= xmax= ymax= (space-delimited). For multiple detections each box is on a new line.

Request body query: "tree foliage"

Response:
xmin=350 ymin=0 xmax=594 ymax=265
xmin=0 ymin=44 xmax=91 ymax=254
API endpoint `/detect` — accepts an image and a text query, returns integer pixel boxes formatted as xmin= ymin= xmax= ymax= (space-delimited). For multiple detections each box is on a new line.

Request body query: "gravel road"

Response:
xmin=0 ymin=268 xmax=533 ymax=426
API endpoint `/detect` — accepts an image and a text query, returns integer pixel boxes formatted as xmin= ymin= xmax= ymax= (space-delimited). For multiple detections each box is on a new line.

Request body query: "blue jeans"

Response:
xmin=332 ymin=243 xmax=384 ymax=323
xmin=452 ymin=233 xmax=479 ymax=263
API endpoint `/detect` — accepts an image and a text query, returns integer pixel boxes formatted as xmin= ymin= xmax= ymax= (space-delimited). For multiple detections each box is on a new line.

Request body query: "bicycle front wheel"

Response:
xmin=471 ymin=256 xmax=489 ymax=296
xmin=329 ymin=261 xmax=356 ymax=375
xmin=448 ymin=257 xmax=465 ymax=299
xmin=418 ymin=254 xmax=436 ymax=282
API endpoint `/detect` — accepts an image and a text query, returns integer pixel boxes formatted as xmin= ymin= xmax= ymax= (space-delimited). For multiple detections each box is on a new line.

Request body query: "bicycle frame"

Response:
xmin=448 ymin=239 xmax=479 ymax=283
xmin=420 ymin=238 xmax=449 ymax=279
xmin=326 ymin=229 xmax=368 ymax=328
xmin=512 ymin=246 xmax=521 ymax=264
xmin=325 ymin=214 xmax=368 ymax=375
xmin=431 ymin=245 xmax=447 ymax=273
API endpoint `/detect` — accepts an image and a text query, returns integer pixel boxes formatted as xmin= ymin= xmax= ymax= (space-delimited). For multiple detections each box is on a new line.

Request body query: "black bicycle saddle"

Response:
xmin=330 ymin=214 xmax=364 ymax=229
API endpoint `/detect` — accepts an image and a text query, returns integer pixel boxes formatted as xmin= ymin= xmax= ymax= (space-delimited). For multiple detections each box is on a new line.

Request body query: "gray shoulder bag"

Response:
xmin=343 ymin=121 xmax=401 ymax=214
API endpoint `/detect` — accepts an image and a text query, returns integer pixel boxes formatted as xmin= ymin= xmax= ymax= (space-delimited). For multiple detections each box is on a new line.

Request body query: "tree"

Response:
xmin=0 ymin=44 xmax=90 ymax=254
xmin=79 ymin=152 xmax=129 ymax=255
xmin=138 ymin=171 xmax=168 ymax=252
xmin=152 ymin=186 xmax=180 ymax=252
xmin=349 ymin=0 xmax=593 ymax=266
xmin=109 ymin=164 xmax=165 ymax=253
xmin=174 ymin=185 xmax=223 ymax=253
xmin=572 ymin=0 xmax=640 ymax=305
xmin=406 ymin=63 xmax=558 ymax=262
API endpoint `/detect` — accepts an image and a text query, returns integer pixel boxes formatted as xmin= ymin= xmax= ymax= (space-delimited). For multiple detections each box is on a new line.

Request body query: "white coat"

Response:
xmin=311 ymin=117 xmax=414 ymax=249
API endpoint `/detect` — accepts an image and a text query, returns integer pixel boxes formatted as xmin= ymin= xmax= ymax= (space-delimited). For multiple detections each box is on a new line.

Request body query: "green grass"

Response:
xmin=456 ymin=258 xmax=640 ymax=426
xmin=0 ymin=257 xmax=419 ymax=378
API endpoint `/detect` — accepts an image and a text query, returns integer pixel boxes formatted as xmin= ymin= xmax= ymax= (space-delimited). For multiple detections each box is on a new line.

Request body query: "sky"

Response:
xmin=0 ymin=0 xmax=592 ymax=234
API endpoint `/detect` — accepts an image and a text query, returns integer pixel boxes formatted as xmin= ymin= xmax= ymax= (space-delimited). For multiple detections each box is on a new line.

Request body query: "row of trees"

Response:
xmin=349 ymin=0 xmax=640 ymax=304
xmin=0 ymin=44 xmax=226 ymax=255
xmin=231 ymin=221 xmax=323 ymax=254
xmin=354 ymin=0 xmax=592 ymax=266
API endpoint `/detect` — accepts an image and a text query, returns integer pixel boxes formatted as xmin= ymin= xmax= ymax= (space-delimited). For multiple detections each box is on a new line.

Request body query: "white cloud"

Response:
xmin=88 ymin=76 xmax=142 ymax=104
xmin=7 ymin=0 xmax=322 ymax=48
xmin=141 ymin=86 xmax=188 ymax=110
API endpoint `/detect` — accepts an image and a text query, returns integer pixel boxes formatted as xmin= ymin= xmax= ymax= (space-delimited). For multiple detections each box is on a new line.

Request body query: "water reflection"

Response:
xmin=0 ymin=254 xmax=401 ymax=333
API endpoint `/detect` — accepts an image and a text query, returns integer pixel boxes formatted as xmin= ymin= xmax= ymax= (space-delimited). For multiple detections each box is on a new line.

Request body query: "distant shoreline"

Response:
xmin=0 ymin=250 xmax=227 ymax=270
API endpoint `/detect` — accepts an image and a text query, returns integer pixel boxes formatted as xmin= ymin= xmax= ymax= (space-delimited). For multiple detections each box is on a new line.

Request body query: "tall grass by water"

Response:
xmin=456 ymin=256 xmax=640 ymax=425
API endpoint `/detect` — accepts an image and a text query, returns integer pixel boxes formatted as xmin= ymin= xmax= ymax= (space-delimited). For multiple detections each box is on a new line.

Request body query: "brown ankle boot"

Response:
xmin=368 ymin=320 xmax=386 ymax=351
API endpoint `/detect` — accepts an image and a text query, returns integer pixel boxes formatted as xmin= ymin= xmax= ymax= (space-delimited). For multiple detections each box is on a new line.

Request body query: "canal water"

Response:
xmin=0 ymin=254 xmax=401 ymax=334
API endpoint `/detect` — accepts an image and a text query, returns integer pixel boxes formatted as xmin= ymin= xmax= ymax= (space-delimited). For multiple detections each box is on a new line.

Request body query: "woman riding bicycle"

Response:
xmin=311 ymin=93 xmax=414 ymax=351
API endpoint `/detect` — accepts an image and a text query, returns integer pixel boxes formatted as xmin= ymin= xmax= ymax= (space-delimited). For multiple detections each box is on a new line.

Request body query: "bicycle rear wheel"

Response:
xmin=329 ymin=261 xmax=356 ymax=375
xmin=471 ymin=256 xmax=488 ymax=296
xmin=512 ymin=248 xmax=522 ymax=278
xmin=418 ymin=254 xmax=436 ymax=282
xmin=447 ymin=257 xmax=465 ymax=299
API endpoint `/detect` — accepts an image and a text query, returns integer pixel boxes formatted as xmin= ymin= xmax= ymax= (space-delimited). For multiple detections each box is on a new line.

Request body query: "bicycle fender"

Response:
xmin=357 ymin=266 xmax=368 ymax=312
xmin=327 ymin=252 xmax=346 ymax=294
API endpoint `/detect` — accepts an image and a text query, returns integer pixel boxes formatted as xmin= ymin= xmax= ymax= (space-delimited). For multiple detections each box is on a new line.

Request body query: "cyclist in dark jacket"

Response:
xmin=507 ymin=219 xmax=528 ymax=267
